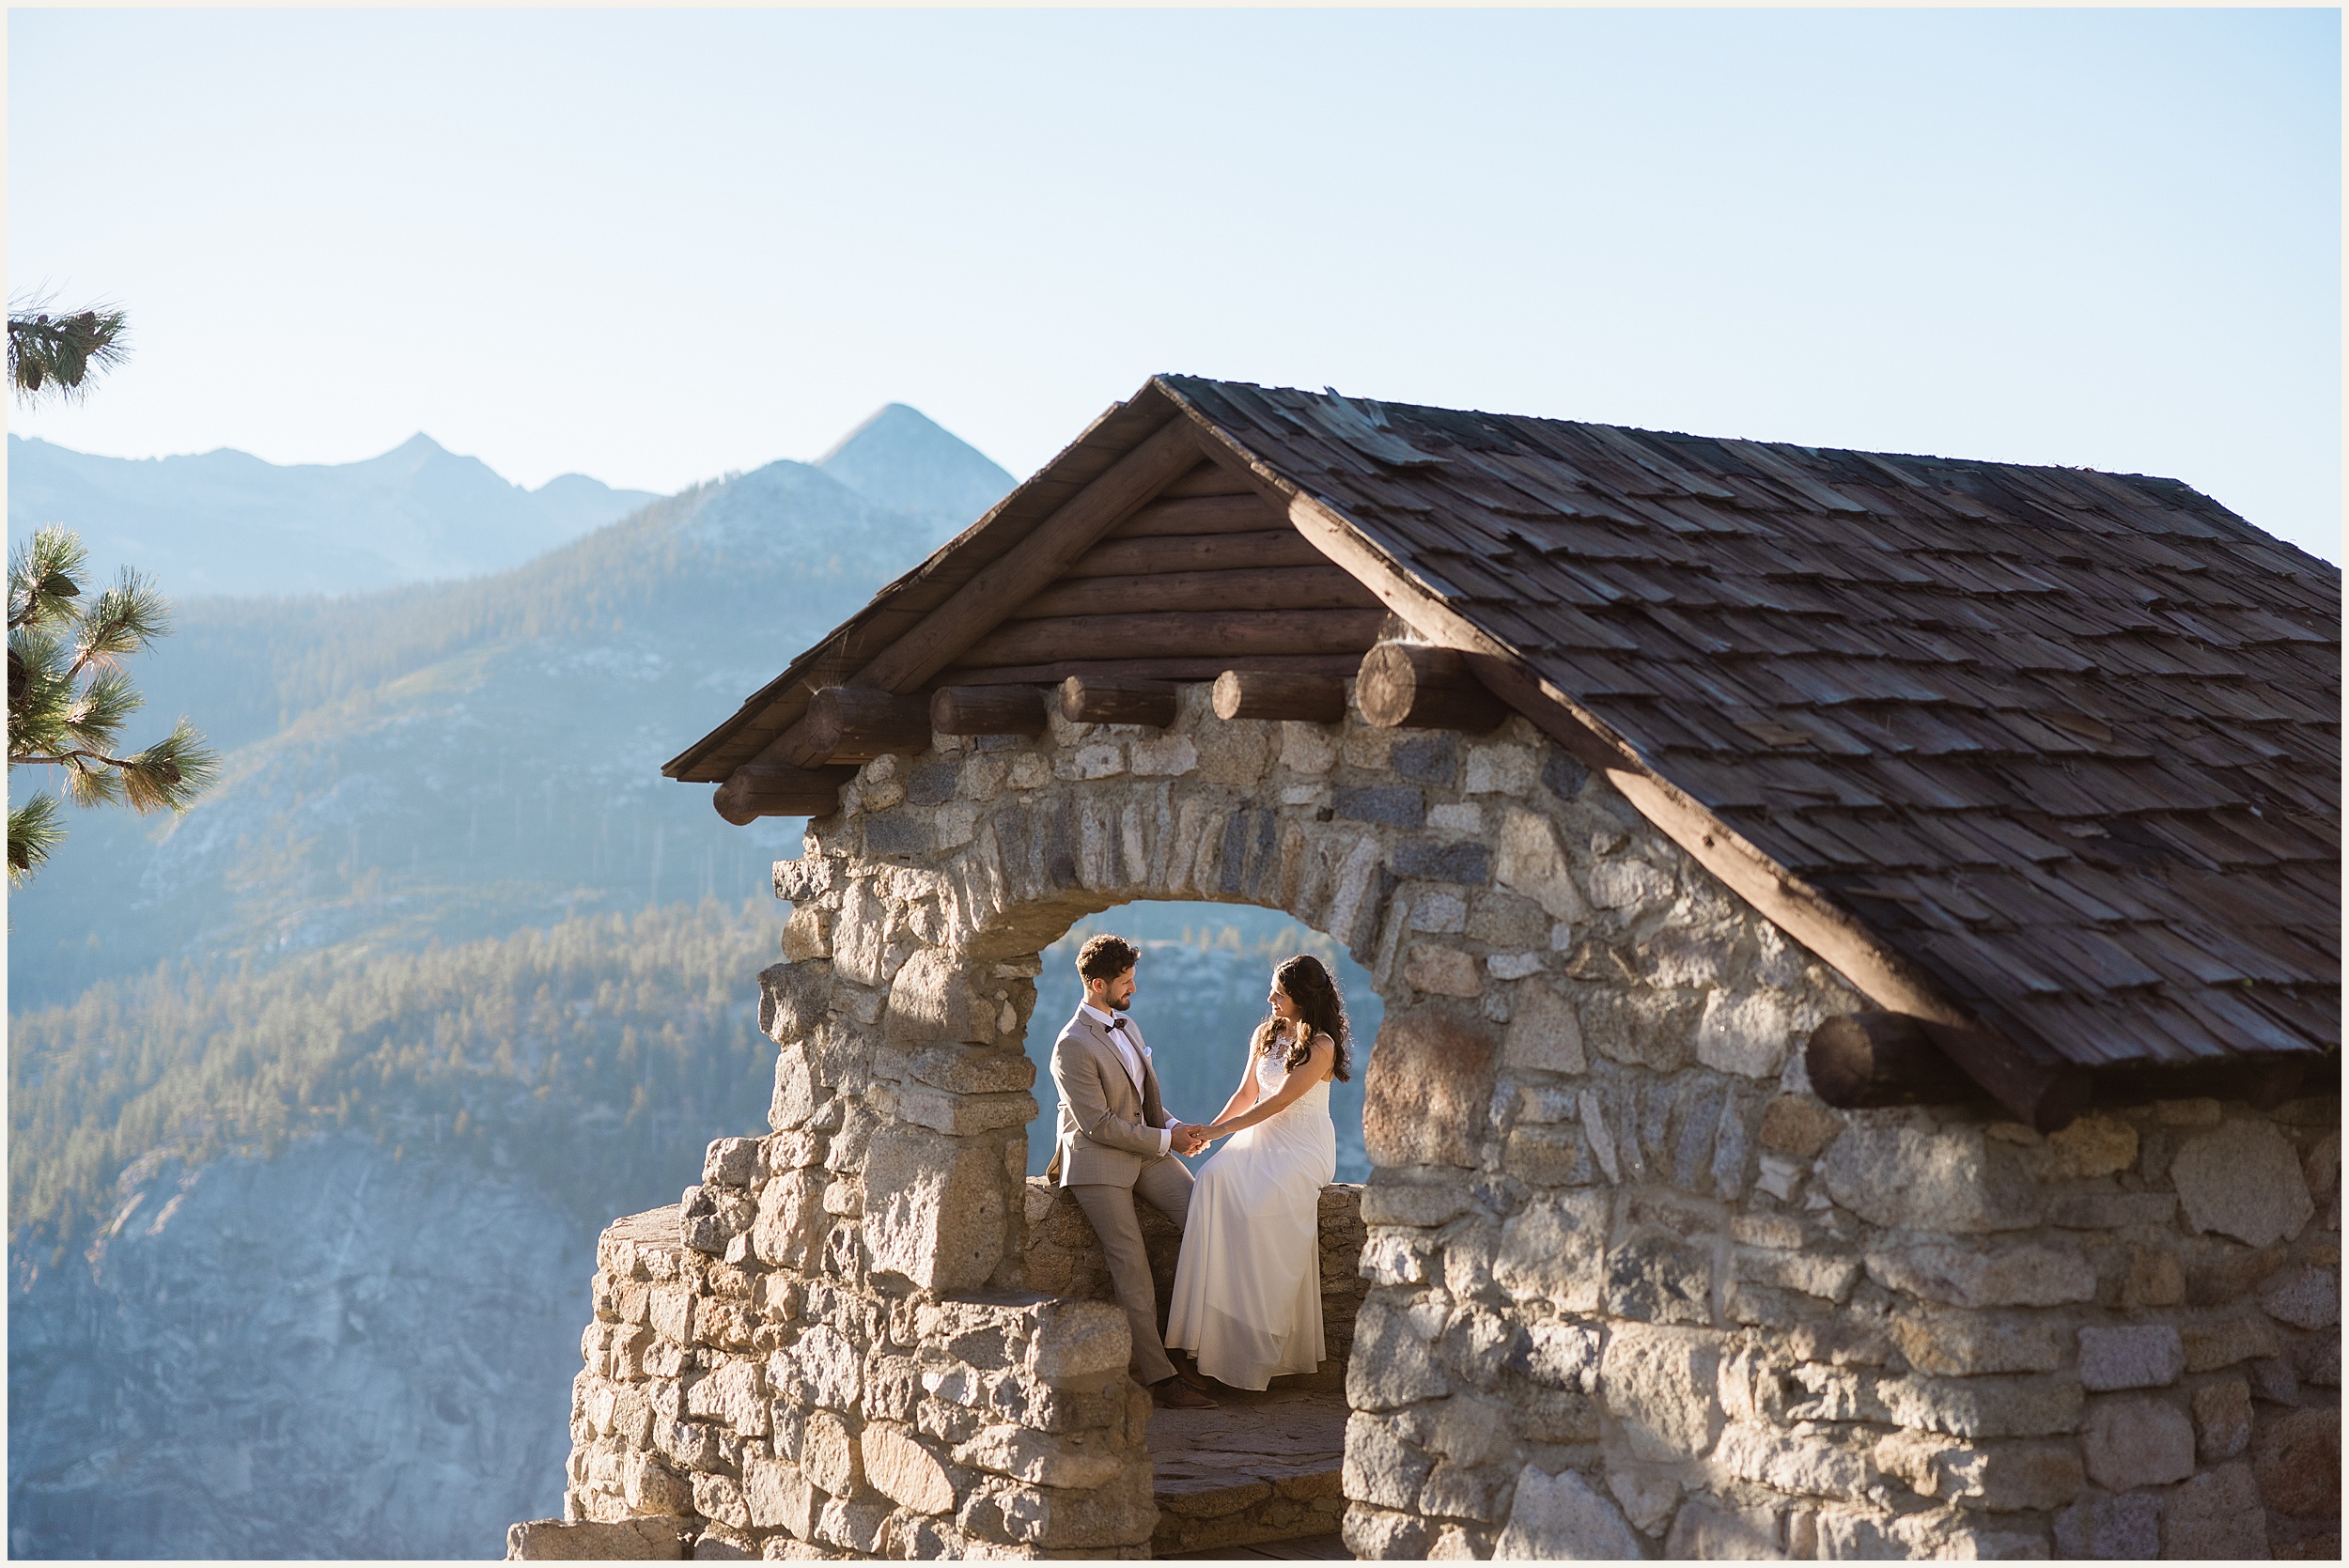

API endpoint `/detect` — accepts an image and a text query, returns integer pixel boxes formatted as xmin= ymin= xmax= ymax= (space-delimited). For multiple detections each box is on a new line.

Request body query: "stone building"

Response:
xmin=512 ymin=378 xmax=2339 ymax=1560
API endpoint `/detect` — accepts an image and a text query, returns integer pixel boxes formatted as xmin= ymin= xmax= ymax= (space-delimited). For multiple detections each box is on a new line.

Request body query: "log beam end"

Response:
xmin=931 ymin=684 xmax=1050 ymax=737
xmin=781 ymin=687 xmax=932 ymax=767
xmin=1357 ymin=642 xmax=1510 ymax=731
xmin=714 ymin=763 xmax=855 ymax=825
xmin=1211 ymin=668 xmax=1347 ymax=723
xmin=1059 ymin=675 xmax=1177 ymax=728
xmin=1807 ymin=1010 xmax=2092 ymax=1134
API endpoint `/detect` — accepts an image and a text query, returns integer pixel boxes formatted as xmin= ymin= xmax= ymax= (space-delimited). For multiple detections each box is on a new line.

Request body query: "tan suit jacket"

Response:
xmin=1049 ymin=1007 xmax=1175 ymax=1188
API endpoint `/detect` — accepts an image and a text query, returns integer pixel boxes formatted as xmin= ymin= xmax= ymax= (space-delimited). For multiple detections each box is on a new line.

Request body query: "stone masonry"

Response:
xmin=544 ymin=680 xmax=2340 ymax=1559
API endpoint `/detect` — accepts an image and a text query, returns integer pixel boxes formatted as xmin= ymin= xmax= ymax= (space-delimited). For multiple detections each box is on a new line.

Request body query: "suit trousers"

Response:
xmin=1070 ymin=1156 xmax=1194 ymax=1386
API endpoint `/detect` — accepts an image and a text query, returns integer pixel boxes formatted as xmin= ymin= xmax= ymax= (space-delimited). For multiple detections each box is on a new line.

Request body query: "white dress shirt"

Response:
xmin=1082 ymin=1001 xmax=1172 ymax=1154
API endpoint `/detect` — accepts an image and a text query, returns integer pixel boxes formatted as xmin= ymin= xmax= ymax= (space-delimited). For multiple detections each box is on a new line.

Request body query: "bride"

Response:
xmin=1165 ymin=954 xmax=1351 ymax=1391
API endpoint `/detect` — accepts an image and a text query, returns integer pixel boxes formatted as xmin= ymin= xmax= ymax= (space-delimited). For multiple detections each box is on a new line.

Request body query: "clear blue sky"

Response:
xmin=10 ymin=8 xmax=2341 ymax=560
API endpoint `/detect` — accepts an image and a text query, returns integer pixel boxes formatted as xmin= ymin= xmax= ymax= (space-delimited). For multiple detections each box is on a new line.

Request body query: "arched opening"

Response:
xmin=1003 ymin=897 xmax=1377 ymax=1559
xmin=1021 ymin=900 xmax=1382 ymax=1184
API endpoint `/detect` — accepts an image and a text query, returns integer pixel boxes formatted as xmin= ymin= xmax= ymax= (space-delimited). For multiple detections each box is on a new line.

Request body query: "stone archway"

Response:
xmin=761 ymin=690 xmax=1429 ymax=1307
xmin=550 ymin=671 xmax=2238 ymax=1564
xmin=562 ymin=677 xmax=1824 ymax=1558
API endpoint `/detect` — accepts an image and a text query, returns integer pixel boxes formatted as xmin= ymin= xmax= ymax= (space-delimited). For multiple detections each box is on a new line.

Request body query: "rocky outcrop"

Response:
xmin=8 ymin=1135 xmax=591 ymax=1559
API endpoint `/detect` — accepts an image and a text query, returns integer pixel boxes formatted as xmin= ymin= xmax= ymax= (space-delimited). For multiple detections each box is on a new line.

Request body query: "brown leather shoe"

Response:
xmin=1171 ymin=1354 xmax=1217 ymax=1393
xmin=1152 ymin=1376 xmax=1219 ymax=1409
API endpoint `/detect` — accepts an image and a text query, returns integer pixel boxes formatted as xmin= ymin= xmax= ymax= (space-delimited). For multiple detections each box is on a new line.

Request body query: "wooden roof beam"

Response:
xmin=774 ymin=687 xmax=932 ymax=769
xmin=714 ymin=763 xmax=857 ymax=826
xmin=1808 ymin=1012 xmax=2092 ymax=1132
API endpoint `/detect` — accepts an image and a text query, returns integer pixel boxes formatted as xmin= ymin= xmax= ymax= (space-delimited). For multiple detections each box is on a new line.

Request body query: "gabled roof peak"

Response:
xmin=673 ymin=375 xmax=2339 ymax=1082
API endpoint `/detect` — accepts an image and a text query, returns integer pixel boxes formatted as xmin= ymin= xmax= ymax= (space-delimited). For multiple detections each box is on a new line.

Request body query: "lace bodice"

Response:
xmin=1253 ymin=1036 xmax=1333 ymax=1109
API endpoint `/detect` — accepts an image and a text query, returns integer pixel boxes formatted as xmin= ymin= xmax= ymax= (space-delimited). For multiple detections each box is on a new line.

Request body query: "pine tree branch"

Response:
xmin=8 ymin=303 xmax=129 ymax=405
xmin=64 ymin=570 xmax=169 ymax=681
xmin=8 ymin=792 xmax=63 ymax=883
xmin=8 ymin=528 xmax=86 ymax=631
xmin=13 ymin=748 xmax=147 ymax=769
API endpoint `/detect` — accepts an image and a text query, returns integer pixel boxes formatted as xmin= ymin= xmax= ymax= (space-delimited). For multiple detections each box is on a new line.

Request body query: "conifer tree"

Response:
xmin=8 ymin=302 xmax=215 ymax=883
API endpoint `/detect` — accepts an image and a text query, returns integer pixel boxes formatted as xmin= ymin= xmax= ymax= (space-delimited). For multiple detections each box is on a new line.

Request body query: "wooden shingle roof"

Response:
xmin=1164 ymin=376 xmax=2339 ymax=1079
xmin=674 ymin=376 xmax=2341 ymax=1082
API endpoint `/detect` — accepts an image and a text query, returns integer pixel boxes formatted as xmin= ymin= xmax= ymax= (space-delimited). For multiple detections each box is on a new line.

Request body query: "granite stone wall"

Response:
xmin=541 ymin=680 xmax=2339 ymax=1560
xmin=1357 ymin=1064 xmax=2340 ymax=1560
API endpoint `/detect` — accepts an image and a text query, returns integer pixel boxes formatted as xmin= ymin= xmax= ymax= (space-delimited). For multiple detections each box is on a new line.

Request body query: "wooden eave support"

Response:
xmin=1059 ymin=675 xmax=1176 ymax=727
xmin=1170 ymin=401 xmax=2089 ymax=1129
xmin=1212 ymin=669 xmax=1347 ymax=723
xmin=931 ymin=685 xmax=1050 ymax=737
xmin=776 ymin=687 xmax=932 ymax=768
xmin=1809 ymin=1012 xmax=2092 ymax=1132
xmin=713 ymin=763 xmax=857 ymax=826
xmin=1356 ymin=642 xmax=1512 ymax=731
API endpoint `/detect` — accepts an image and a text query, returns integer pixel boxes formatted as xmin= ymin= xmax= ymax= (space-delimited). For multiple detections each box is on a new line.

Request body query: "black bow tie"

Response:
xmin=1108 ymin=1016 xmax=1130 ymax=1032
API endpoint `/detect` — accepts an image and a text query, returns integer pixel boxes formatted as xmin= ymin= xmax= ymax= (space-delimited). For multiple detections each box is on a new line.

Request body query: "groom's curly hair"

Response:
xmin=1076 ymin=933 xmax=1139 ymax=982
xmin=1264 ymin=954 xmax=1353 ymax=1082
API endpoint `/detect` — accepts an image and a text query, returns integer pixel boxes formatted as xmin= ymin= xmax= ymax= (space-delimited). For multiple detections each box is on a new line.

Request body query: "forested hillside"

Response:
xmin=8 ymin=899 xmax=784 ymax=1559
xmin=9 ymin=900 xmax=779 ymax=1263
xmin=8 ymin=405 xmax=1016 ymax=1558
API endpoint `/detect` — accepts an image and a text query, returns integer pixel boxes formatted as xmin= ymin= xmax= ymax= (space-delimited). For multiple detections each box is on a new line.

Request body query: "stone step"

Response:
xmin=506 ymin=1516 xmax=686 ymax=1559
xmin=1148 ymin=1388 xmax=1349 ymax=1557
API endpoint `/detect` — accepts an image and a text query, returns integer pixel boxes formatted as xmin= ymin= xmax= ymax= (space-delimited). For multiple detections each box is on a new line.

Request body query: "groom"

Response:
xmin=1048 ymin=933 xmax=1219 ymax=1409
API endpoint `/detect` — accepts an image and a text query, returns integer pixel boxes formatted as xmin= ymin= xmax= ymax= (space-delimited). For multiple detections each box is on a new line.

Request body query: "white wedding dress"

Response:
xmin=1165 ymin=1045 xmax=1338 ymax=1390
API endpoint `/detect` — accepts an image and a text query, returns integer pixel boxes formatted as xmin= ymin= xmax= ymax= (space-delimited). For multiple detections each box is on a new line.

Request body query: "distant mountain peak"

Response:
xmin=815 ymin=403 xmax=922 ymax=466
xmin=815 ymin=404 xmax=1014 ymax=525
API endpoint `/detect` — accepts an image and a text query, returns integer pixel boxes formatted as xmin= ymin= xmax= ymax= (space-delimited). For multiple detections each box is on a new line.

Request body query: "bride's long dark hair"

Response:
xmin=1255 ymin=954 xmax=1353 ymax=1082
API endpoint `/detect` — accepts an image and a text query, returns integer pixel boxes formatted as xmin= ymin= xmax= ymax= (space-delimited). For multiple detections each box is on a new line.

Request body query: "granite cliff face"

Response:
xmin=9 ymin=1136 xmax=591 ymax=1559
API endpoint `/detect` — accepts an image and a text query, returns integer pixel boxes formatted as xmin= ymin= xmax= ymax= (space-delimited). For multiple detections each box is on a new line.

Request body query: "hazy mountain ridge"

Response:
xmin=10 ymin=416 xmax=1014 ymax=1005
xmin=8 ymin=431 xmax=661 ymax=598
xmin=130 ymin=457 xmax=941 ymax=754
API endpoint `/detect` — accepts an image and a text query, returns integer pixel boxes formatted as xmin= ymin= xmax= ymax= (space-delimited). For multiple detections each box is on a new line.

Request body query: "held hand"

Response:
xmin=1174 ymin=1123 xmax=1209 ymax=1156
